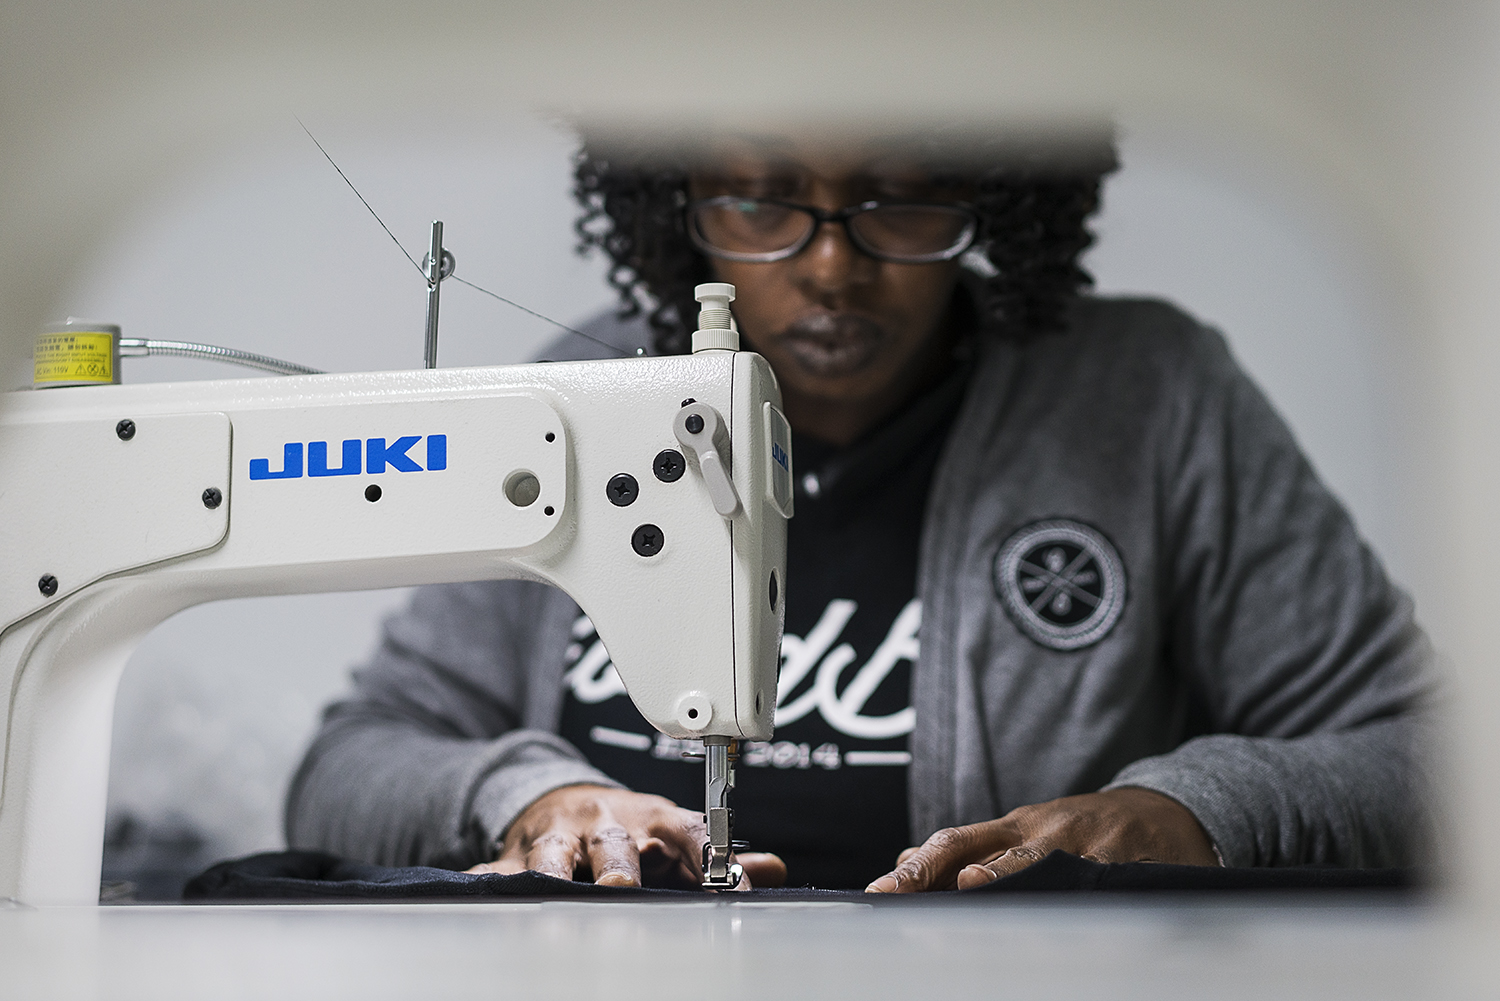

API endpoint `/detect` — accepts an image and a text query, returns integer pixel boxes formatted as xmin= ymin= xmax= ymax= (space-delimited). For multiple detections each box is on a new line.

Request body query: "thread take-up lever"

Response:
xmin=674 ymin=402 xmax=741 ymax=518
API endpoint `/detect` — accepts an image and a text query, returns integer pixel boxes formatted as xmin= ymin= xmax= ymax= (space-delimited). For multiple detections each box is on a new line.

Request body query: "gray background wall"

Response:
xmin=54 ymin=113 xmax=1417 ymax=891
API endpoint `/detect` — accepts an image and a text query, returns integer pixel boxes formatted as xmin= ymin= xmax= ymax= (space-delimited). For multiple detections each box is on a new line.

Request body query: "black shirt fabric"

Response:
xmin=558 ymin=366 xmax=969 ymax=889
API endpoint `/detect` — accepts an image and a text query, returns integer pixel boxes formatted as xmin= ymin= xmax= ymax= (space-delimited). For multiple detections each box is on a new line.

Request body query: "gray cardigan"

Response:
xmin=286 ymin=295 xmax=1435 ymax=871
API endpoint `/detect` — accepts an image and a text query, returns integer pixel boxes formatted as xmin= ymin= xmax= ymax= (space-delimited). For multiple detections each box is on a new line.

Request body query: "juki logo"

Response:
xmin=771 ymin=440 xmax=790 ymax=472
xmin=249 ymin=435 xmax=447 ymax=480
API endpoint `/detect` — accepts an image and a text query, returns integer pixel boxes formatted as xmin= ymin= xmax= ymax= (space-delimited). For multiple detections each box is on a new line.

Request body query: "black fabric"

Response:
xmin=558 ymin=365 xmax=968 ymax=890
xmin=184 ymin=849 xmax=1417 ymax=902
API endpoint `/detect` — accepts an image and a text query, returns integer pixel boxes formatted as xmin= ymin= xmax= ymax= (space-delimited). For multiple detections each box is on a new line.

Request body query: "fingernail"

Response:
xmin=865 ymin=875 xmax=897 ymax=893
xmin=595 ymin=871 xmax=639 ymax=888
xmin=960 ymin=864 xmax=998 ymax=886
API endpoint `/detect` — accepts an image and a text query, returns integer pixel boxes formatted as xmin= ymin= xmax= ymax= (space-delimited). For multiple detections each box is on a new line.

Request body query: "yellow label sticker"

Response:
xmin=33 ymin=331 xmax=115 ymax=385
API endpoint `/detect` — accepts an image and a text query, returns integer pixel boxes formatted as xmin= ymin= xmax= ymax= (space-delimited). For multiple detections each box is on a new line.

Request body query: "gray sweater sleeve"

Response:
xmin=284 ymin=580 xmax=621 ymax=869
xmin=1105 ymin=323 xmax=1437 ymax=867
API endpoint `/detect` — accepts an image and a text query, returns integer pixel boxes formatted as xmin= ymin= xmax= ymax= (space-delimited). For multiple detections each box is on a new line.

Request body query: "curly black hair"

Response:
xmin=573 ymin=131 xmax=1118 ymax=356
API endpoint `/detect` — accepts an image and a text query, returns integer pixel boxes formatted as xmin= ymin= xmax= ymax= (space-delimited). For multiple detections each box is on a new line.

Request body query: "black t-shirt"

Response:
xmin=559 ymin=368 xmax=966 ymax=888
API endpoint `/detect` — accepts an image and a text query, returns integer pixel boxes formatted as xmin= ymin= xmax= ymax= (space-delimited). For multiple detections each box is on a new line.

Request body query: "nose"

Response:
xmin=792 ymin=216 xmax=877 ymax=303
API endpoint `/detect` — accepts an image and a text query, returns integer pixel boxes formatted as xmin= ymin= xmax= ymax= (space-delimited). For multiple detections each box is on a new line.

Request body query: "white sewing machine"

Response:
xmin=0 ymin=281 xmax=793 ymax=905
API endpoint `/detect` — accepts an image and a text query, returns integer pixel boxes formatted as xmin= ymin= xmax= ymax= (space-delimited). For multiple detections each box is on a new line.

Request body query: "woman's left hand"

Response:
xmin=865 ymin=787 xmax=1220 ymax=893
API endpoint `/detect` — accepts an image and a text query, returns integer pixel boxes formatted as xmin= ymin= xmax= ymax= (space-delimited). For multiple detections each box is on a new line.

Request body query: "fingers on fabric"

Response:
xmin=526 ymin=831 xmax=583 ymax=881
xmin=586 ymin=823 xmax=641 ymax=887
xmin=737 ymin=852 xmax=787 ymax=889
xmin=645 ymin=808 xmax=709 ymax=884
xmin=956 ymin=841 xmax=1053 ymax=888
xmin=866 ymin=824 xmax=1008 ymax=893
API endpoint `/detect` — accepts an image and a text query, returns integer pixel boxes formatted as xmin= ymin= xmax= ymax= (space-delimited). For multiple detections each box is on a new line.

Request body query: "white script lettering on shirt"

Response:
xmin=563 ymin=599 xmax=919 ymax=740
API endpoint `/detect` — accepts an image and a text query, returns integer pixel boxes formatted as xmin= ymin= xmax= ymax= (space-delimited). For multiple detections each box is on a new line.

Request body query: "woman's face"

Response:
xmin=689 ymin=139 xmax=970 ymax=445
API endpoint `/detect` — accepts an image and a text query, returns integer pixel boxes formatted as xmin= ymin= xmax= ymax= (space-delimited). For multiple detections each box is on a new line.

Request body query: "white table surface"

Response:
xmin=2 ymin=895 xmax=1494 ymax=1000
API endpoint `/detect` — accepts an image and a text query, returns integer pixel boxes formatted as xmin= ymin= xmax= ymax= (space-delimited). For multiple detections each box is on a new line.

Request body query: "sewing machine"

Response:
xmin=0 ymin=281 xmax=793 ymax=905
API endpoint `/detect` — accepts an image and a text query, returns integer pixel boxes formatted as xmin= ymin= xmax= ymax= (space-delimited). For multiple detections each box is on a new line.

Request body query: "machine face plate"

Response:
xmin=229 ymin=394 xmax=567 ymax=566
xmin=0 ymin=411 xmax=231 ymax=630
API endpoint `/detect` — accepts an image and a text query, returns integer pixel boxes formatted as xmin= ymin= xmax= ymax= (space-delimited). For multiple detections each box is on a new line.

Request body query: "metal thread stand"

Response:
xmin=423 ymin=221 xmax=453 ymax=370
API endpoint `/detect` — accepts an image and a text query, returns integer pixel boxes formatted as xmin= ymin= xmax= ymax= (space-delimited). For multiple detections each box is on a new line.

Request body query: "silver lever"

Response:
xmin=701 ymin=736 xmax=743 ymax=890
xmin=421 ymin=220 xmax=455 ymax=369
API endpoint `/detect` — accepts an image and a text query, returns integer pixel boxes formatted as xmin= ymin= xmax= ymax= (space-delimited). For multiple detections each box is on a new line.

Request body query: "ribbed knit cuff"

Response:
xmin=466 ymin=732 xmax=624 ymax=854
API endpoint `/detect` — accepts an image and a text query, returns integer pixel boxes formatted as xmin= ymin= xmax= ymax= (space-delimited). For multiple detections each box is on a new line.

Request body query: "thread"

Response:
xmin=298 ymin=118 xmax=632 ymax=360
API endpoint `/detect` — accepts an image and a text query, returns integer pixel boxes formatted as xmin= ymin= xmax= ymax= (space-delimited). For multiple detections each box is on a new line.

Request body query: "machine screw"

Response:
xmin=116 ymin=419 xmax=136 ymax=441
xmin=38 ymin=574 xmax=58 ymax=597
xmin=632 ymin=524 xmax=664 ymax=557
xmin=685 ymin=414 xmax=705 ymax=435
xmin=769 ymin=570 xmax=779 ymax=611
xmin=653 ymin=450 xmax=686 ymax=483
xmin=202 ymin=487 xmax=222 ymax=509
xmin=607 ymin=473 xmax=639 ymax=507
xmin=681 ymin=398 xmax=696 ymax=407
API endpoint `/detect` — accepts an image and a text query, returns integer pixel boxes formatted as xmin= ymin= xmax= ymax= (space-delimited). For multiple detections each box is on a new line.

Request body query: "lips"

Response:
xmin=777 ymin=312 xmax=887 ymax=378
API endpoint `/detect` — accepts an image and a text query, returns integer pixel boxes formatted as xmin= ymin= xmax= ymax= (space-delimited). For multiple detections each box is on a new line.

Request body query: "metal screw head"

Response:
xmin=607 ymin=473 xmax=639 ymax=507
xmin=38 ymin=574 xmax=58 ymax=597
xmin=202 ymin=487 xmax=223 ymax=509
xmin=115 ymin=419 xmax=136 ymax=441
xmin=685 ymin=414 xmax=705 ymax=435
xmin=631 ymin=524 xmax=664 ymax=557
xmin=681 ymin=398 xmax=697 ymax=407
xmin=653 ymin=450 xmax=686 ymax=483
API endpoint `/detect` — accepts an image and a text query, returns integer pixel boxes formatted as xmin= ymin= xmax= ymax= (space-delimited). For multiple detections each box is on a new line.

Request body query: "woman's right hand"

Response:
xmin=466 ymin=783 xmax=786 ymax=890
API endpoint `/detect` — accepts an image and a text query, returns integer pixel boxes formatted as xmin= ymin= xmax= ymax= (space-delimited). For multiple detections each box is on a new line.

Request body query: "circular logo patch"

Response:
xmin=993 ymin=520 xmax=1126 ymax=651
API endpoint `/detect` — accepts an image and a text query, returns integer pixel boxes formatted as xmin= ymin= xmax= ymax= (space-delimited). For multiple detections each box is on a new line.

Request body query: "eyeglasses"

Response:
xmin=687 ymin=196 xmax=980 ymax=264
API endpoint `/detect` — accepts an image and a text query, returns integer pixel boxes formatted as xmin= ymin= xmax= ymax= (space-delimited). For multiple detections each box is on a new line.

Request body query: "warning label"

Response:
xmin=34 ymin=331 xmax=115 ymax=385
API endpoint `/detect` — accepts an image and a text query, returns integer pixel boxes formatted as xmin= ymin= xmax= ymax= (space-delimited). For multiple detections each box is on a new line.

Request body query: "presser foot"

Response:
xmin=701 ymin=736 xmax=740 ymax=890
xmin=701 ymin=846 xmax=744 ymax=891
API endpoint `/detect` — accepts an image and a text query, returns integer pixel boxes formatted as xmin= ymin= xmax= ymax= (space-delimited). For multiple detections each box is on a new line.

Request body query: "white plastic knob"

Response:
xmin=692 ymin=283 xmax=740 ymax=353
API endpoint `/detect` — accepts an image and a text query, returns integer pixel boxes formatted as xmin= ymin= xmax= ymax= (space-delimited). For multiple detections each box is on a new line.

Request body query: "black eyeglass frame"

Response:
xmin=686 ymin=195 xmax=981 ymax=265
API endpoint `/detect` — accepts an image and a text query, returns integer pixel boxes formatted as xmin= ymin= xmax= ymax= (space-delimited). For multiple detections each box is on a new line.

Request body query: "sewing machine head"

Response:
xmin=0 ymin=282 xmax=791 ymax=903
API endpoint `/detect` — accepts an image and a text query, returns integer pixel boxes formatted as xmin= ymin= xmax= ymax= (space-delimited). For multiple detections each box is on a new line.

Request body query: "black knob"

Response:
xmin=653 ymin=450 xmax=686 ymax=483
xmin=116 ymin=419 xmax=136 ymax=441
xmin=607 ymin=473 xmax=639 ymax=507
xmin=685 ymin=414 xmax=705 ymax=435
